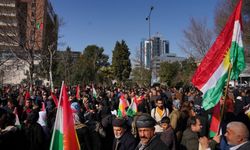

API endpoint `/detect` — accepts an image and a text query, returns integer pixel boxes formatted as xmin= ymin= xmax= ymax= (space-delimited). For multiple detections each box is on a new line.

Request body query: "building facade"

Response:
xmin=138 ymin=33 xmax=186 ymax=84
xmin=140 ymin=34 xmax=170 ymax=69
xmin=0 ymin=0 xmax=19 ymax=50
xmin=0 ymin=0 xmax=58 ymax=85
xmin=151 ymin=53 xmax=186 ymax=83
xmin=0 ymin=0 xmax=58 ymax=52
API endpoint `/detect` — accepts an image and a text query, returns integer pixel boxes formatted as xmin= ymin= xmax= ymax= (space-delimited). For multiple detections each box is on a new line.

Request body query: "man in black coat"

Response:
xmin=24 ymin=110 xmax=47 ymax=150
xmin=112 ymin=117 xmax=137 ymax=150
xmin=135 ymin=113 xmax=169 ymax=150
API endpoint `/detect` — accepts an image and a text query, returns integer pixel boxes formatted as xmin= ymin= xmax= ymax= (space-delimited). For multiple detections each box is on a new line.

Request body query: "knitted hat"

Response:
xmin=112 ymin=117 xmax=127 ymax=128
xmin=136 ymin=113 xmax=156 ymax=128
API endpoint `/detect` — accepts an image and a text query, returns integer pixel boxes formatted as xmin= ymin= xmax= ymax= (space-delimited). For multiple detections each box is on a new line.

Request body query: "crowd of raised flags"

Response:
xmin=0 ymin=0 xmax=250 ymax=149
xmin=52 ymin=0 xmax=248 ymax=148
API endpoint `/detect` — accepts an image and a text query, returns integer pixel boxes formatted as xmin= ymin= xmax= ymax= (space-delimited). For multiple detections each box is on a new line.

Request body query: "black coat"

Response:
xmin=112 ymin=131 xmax=137 ymax=150
xmin=75 ymin=124 xmax=92 ymax=150
xmin=135 ymin=134 xmax=169 ymax=150
xmin=0 ymin=126 xmax=26 ymax=150
xmin=25 ymin=123 xmax=47 ymax=150
xmin=236 ymin=141 xmax=250 ymax=150
xmin=180 ymin=128 xmax=199 ymax=150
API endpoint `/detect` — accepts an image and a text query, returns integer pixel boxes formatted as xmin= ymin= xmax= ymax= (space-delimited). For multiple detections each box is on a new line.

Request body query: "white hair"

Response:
xmin=227 ymin=121 xmax=249 ymax=140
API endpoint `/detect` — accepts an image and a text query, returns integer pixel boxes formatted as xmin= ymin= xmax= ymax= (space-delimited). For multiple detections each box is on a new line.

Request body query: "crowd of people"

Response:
xmin=0 ymin=84 xmax=250 ymax=150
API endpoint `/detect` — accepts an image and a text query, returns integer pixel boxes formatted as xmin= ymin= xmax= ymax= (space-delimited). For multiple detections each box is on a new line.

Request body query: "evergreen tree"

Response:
xmin=131 ymin=67 xmax=151 ymax=87
xmin=159 ymin=58 xmax=197 ymax=87
xmin=159 ymin=61 xmax=180 ymax=86
xmin=72 ymin=45 xmax=109 ymax=84
xmin=112 ymin=40 xmax=131 ymax=82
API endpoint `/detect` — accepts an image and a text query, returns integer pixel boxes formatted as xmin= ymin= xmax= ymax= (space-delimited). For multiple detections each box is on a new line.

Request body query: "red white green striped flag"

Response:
xmin=117 ymin=94 xmax=129 ymax=117
xmin=51 ymin=91 xmax=58 ymax=107
xmin=126 ymin=96 xmax=138 ymax=117
xmin=209 ymin=102 xmax=221 ymax=137
xmin=50 ymin=83 xmax=80 ymax=150
xmin=192 ymin=0 xmax=245 ymax=110
xmin=75 ymin=85 xmax=80 ymax=100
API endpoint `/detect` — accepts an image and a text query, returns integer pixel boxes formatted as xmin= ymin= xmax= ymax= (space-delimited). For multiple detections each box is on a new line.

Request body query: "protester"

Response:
xmin=160 ymin=116 xmax=176 ymax=150
xmin=180 ymin=116 xmax=219 ymax=150
xmin=224 ymin=121 xmax=250 ymax=149
xmin=151 ymin=97 xmax=169 ymax=133
xmin=71 ymin=102 xmax=92 ymax=150
xmin=180 ymin=116 xmax=202 ymax=150
xmin=169 ymin=99 xmax=181 ymax=130
xmin=112 ymin=117 xmax=137 ymax=150
xmin=24 ymin=110 xmax=47 ymax=150
xmin=135 ymin=113 xmax=169 ymax=150
xmin=1 ymin=83 xmax=250 ymax=150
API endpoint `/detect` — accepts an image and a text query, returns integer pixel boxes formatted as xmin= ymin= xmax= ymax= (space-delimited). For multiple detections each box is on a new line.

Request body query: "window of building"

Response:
xmin=31 ymin=2 xmax=36 ymax=8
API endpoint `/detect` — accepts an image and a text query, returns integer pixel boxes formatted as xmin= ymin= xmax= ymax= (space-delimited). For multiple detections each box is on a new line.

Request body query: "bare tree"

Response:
xmin=214 ymin=0 xmax=250 ymax=57
xmin=179 ymin=17 xmax=214 ymax=59
xmin=132 ymin=47 xmax=144 ymax=68
xmin=0 ymin=0 xmax=58 ymax=91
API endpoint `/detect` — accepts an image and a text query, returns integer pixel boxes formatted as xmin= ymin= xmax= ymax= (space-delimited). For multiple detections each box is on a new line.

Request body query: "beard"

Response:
xmin=140 ymin=137 xmax=150 ymax=145
xmin=114 ymin=134 xmax=122 ymax=139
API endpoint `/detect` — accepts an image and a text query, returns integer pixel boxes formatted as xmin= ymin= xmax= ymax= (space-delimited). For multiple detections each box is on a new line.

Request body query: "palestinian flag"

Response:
xmin=192 ymin=0 xmax=245 ymax=110
xmin=50 ymin=84 xmax=80 ymax=150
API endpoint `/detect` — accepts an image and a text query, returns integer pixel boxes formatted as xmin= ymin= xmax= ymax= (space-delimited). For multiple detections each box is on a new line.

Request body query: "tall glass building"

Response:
xmin=139 ymin=34 xmax=169 ymax=69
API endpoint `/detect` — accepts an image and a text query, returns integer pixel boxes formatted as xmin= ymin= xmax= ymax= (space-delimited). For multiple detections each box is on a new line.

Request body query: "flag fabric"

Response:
xmin=13 ymin=108 xmax=21 ymax=129
xmin=126 ymin=96 xmax=138 ymax=117
xmin=117 ymin=94 xmax=129 ymax=117
xmin=192 ymin=0 xmax=245 ymax=110
xmin=92 ymin=84 xmax=97 ymax=99
xmin=42 ymin=102 xmax=46 ymax=111
xmin=50 ymin=84 xmax=80 ymax=150
xmin=15 ymin=114 xmax=21 ymax=129
xmin=36 ymin=22 xmax=44 ymax=30
xmin=209 ymin=102 xmax=221 ymax=137
xmin=136 ymin=96 xmax=144 ymax=105
xmin=75 ymin=85 xmax=80 ymax=100
xmin=51 ymin=92 xmax=58 ymax=107
xmin=25 ymin=91 xmax=31 ymax=100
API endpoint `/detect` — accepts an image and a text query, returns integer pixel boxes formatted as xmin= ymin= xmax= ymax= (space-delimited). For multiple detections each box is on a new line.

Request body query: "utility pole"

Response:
xmin=146 ymin=6 xmax=154 ymax=40
xmin=146 ymin=6 xmax=155 ymax=85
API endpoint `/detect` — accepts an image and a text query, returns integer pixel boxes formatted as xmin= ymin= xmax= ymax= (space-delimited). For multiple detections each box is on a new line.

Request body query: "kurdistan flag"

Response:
xmin=117 ymin=94 xmax=129 ymax=117
xmin=126 ymin=96 xmax=138 ymax=117
xmin=192 ymin=0 xmax=245 ymax=110
xmin=50 ymin=84 xmax=80 ymax=150
xmin=209 ymin=102 xmax=221 ymax=137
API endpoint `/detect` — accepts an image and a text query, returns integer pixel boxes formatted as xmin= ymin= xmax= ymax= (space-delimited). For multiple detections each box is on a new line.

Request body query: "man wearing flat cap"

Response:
xmin=135 ymin=113 xmax=169 ymax=150
xmin=112 ymin=117 xmax=137 ymax=150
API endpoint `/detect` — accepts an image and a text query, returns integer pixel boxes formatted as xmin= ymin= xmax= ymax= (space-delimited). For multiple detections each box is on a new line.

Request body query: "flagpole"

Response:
xmin=57 ymin=81 xmax=64 ymax=107
xmin=218 ymin=64 xmax=233 ymax=134
xmin=49 ymin=81 xmax=64 ymax=150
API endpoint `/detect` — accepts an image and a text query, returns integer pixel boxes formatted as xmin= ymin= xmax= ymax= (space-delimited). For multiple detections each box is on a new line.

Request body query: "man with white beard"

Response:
xmin=112 ymin=117 xmax=137 ymax=150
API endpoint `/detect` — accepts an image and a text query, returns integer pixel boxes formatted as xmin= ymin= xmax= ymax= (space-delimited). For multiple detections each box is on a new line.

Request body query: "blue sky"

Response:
xmin=50 ymin=0 xmax=218 ymax=60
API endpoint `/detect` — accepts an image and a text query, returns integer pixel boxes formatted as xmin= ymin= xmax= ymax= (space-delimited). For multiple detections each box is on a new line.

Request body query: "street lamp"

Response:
xmin=146 ymin=6 xmax=154 ymax=40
